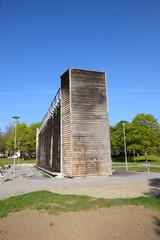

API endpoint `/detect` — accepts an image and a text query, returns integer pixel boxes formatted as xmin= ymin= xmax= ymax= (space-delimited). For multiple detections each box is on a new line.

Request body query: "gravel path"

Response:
xmin=0 ymin=165 xmax=160 ymax=200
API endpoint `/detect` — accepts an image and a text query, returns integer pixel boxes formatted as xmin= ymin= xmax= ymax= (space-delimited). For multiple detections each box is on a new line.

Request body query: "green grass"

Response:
xmin=0 ymin=191 xmax=159 ymax=218
xmin=112 ymin=154 xmax=160 ymax=164
xmin=112 ymin=154 xmax=160 ymax=172
xmin=113 ymin=166 xmax=160 ymax=173
xmin=0 ymin=158 xmax=36 ymax=167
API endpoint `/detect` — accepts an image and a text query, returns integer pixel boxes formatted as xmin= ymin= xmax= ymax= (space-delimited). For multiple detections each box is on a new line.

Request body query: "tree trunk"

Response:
xmin=145 ymin=151 xmax=148 ymax=162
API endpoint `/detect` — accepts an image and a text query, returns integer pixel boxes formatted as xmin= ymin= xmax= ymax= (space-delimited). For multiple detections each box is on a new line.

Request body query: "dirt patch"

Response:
xmin=66 ymin=200 xmax=79 ymax=204
xmin=45 ymin=202 xmax=62 ymax=207
xmin=0 ymin=206 xmax=159 ymax=240
xmin=51 ymin=182 xmax=151 ymax=199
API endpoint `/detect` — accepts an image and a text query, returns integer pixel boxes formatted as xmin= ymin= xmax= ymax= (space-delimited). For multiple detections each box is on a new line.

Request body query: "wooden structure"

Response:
xmin=36 ymin=69 xmax=112 ymax=177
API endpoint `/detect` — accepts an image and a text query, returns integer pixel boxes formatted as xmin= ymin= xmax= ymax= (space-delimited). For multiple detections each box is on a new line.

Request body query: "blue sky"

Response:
xmin=0 ymin=0 xmax=160 ymax=131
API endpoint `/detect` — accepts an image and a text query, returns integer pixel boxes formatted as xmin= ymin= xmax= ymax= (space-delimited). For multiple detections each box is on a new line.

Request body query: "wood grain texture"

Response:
xmin=37 ymin=68 xmax=112 ymax=177
xmin=36 ymin=105 xmax=60 ymax=172
xmin=61 ymin=70 xmax=72 ymax=176
xmin=61 ymin=69 xmax=112 ymax=177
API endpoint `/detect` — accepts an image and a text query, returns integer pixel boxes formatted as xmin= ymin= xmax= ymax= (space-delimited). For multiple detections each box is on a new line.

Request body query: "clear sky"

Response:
xmin=0 ymin=0 xmax=160 ymax=131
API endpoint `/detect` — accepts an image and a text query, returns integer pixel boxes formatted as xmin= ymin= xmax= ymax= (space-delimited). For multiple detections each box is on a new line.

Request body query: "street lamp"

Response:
xmin=122 ymin=121 xmax=128 ymax=171
xmin=18 ymin=141 xmax=20 ymax=165
xmin=12 ymin=116 xmax=20 ymax=176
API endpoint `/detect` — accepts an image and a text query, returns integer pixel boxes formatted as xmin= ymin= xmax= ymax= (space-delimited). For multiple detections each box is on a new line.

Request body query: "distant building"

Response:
xmin=36 ymin=69 xmax=112 ymax=177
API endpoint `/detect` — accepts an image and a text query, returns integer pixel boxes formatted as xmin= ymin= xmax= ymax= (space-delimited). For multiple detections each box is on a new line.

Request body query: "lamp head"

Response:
xmin=12 ymin=116 xmax=20 ymax=120
xmin=12 ymin=116 xmax=20 ymax=123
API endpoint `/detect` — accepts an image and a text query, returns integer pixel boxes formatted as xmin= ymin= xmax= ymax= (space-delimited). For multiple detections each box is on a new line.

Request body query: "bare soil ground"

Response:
xmin=0 ymin=206 xmax=160 ymax=240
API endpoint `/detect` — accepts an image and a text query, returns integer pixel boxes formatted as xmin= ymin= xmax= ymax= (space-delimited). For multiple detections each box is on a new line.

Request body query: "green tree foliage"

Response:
xmin=7 ymin=122 xmax=28 ymax=154
xmin=0 ymin=129 xmax=5 ymax=154
xmin=130 ymin=113 xmax=160 ymax=159
xmin=110 ymin=113 xmax=160 ymax=159
xmin=0 ymin=124 xmax=13 ymax=155
xmin=26 ymin=122 xmax=41 ymax=154
xmin=7 ymin=122 xmax=40 ymax=158
xmin=110 ymin=121 xmax=130 ymax=156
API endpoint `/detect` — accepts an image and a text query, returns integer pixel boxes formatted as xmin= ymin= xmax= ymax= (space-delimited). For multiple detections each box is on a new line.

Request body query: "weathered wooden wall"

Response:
xmin=36 ymin=104 xmax=60 ymax=172
xmin=37 ymin=68 xmax=112 ymax=177
xmin=61 ymin=70 xmax=72 ymax=176
xmin=61 ymin=69 xmax=112 ymax=177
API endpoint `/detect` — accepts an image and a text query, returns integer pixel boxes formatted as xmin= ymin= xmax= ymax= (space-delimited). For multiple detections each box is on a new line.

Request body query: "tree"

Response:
xmin=110 ymin=121 xmax=130 ymax=156
xmin=0 ymin=129 xmax=5 ymax=154
xmin=129 ymin=113 xmax=160 ymax=160
xmin=7 ymin=122 xmax=41 ymax=158
xmin=0 ymin=124 xmax=13 ymax=156
xmin=7 ymin=122 xmax=28 ymax=156
xmin=110 ymin=113 xmax=160 ymax=161
xmin=26 ymin=122 xmax=41 ymax=156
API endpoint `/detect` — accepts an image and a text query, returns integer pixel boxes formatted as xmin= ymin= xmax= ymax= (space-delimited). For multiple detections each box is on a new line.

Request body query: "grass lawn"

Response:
xmin=112 ymin=154 xmax=160 ymax=164
xmin=112 ymin=166 xmax=160 ymax=173
xmin=0 ymin=191 xmax=159 ymax=218
xmin=112 ymin=154 xmax=160 ymax=173
xmin=0 ymin=158 xmax=36 ymax=167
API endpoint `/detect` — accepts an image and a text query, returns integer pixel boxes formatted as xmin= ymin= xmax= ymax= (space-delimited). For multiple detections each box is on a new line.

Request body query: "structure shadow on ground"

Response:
xmin=144 ymin=178 xmax=160 ymax=197
xmin=146 ymin=178 xmax=160 ymax=237
xmin=153 ymin=216 xmax=160 ymax=237
xmin=112 ymin=169 xmax=139 ymax=177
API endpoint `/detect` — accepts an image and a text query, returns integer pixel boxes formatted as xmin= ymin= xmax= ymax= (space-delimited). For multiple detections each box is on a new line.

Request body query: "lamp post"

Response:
xmin=12 ymin=116 xmax=20 ymax=176
xmin=122 ymin=121 xmax=128 ymax=171
xmin=18 ymin=141 xmax=20 ymax=165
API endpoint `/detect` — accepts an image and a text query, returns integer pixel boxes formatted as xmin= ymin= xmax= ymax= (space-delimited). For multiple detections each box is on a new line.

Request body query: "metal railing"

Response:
xmin=39 ymin=88 xmax=60 ymax=131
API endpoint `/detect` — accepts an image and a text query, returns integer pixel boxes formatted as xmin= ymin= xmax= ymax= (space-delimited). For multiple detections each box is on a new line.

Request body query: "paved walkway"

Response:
xmin=0 ymin=165 xmax=160 ymax=200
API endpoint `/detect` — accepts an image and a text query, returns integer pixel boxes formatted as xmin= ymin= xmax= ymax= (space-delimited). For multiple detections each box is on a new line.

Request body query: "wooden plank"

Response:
xmin=61 ymin=70 xmax=72 ymax=177
xmin=70 ymin=69 xmax=112 ymax=177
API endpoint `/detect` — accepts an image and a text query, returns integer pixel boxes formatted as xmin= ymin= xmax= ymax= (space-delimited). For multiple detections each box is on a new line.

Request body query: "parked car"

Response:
xmin=8 ymin=155 xmax=18 ymax=159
